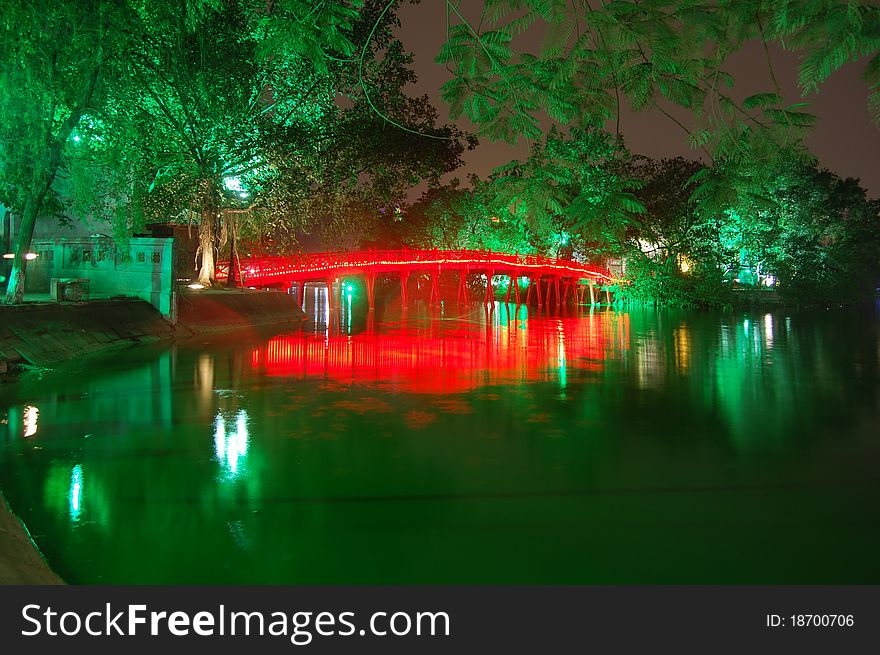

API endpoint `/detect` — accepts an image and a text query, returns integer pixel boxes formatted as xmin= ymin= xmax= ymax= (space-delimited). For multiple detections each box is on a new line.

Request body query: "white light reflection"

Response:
xmin=69 ymin=465 xmax=83 ymax=522
xmin=214 ymin=410 xmax=249 ymax=478
xmin=23 ymin=405 xmax=39 ymax=437
xmin=763 ymin=313 xmax=774 ymax=349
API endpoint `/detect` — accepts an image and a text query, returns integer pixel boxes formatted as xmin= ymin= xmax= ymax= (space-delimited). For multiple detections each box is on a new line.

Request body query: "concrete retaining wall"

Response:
xmin=176 ymin=289 xmax=307 ymax=334
xmin=0 ymin=289 xmax=306 ymax=378
xmin=0 ymin=299 xmax=173 ymax=369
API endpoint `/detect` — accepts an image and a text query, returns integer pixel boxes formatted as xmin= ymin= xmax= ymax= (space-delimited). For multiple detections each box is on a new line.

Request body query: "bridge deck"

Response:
xmin=217 ymin=249 xmax=618 ymax=287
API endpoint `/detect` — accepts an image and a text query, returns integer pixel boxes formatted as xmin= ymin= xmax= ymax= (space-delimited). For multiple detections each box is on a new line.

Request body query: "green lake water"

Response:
xmin=2 ymin=295 xmax=879 ymax=584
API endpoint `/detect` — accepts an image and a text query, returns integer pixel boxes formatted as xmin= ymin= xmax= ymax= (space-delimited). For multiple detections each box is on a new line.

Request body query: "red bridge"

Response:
xmin=217 ymin=249 xmax=620 ymax=308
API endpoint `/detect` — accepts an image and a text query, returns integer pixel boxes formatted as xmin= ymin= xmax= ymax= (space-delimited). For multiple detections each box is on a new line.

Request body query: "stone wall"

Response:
xmin=0 ymin=299 xmax=173 ymax=369
xmin=176 ymin=288 xmax=308 ymax=334
xmin=25 ymin=237 xmax=176 ymax=319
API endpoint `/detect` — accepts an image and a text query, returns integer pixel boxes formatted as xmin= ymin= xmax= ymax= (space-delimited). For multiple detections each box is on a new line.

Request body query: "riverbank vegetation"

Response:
xmin=2 ymin=1 xmax=879 ymax=306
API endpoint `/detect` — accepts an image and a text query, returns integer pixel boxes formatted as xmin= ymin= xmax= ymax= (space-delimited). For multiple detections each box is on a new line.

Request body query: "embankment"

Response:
xmin=0 ymin=289 xmax=307 ymax=376
xmin=176 ymin=288 xmax=307 ymax=335
xmin=0 ymin=299 xmax=173 ymax=374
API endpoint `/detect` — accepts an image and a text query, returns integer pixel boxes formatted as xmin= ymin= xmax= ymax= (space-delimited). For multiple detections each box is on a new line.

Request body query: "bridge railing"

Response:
xmin=217 ymin=249 xmax=619 ymax=285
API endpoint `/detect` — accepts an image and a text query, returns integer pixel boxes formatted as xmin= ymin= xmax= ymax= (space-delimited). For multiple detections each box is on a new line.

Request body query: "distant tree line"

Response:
xmin=388 ymin=142 xmax=879 ymax=305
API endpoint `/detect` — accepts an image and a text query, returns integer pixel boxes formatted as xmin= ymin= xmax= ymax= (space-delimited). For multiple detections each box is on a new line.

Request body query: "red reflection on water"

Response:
xmin=250 ymin=308 xmax=630 ymax=394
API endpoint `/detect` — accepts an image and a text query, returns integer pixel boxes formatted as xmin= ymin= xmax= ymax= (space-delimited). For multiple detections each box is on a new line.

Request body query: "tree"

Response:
xmin=434 ymin=2 xmax=878 ymax=268
xmin=437 ymin=1 xmax=879 ymax=149
xmin=488 ymin=126 xmax=644 ymax=258
xmin=124 ymin=0 xmax=467 ymax=282
xmin=255 ymin=3 xmax=472 ymax=252
xmin=398 ymin=125 xmax=645 ymax=262
xmin=1 ymin=0 xmax=135 ymax=303
xmin=620 ymin=155 xmax=733 ymax=305
xmin=713 ymin=160 xmax=880 ymax=301
xmin=430 ymin=1 xmax=880 ymax=304
xmin=116 ymin=1 xmax=366 ymax=286
xmin=628 ymin=156 xmax=704 ymax=260
xmin=401 ymin=176 xmax=538 ymax=252
xmin=618 ymin=151 xmax=880 ymax=306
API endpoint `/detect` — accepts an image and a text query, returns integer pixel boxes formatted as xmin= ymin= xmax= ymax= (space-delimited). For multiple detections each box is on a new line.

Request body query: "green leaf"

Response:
xmin=743 ymin=92 xmax=782 ymax=110
xmin=764 ymin=108 xmax=818 ymax=127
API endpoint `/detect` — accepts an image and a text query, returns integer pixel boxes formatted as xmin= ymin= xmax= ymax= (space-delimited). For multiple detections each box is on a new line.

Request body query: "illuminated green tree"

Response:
xmin=620 ymin=151 xmax=880 ymax=305
xmin=435 ymin=2 xmax=878 ymax=279
xmin=0 ymin=0 xmax=137 ymax=303
xmin=490 ymin=126 xmax=644 ymax=256
xmin=125 ymin=0 xmax=466 ymax=281
xmin=119 ymin=1 xmax=368 ymax=285
xmin=402 ymin=176 xmax=538 ymax=252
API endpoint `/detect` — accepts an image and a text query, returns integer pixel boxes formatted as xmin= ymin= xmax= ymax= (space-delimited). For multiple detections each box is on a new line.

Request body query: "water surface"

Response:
xmin=2 ymin=294 xmax=879 ymax=583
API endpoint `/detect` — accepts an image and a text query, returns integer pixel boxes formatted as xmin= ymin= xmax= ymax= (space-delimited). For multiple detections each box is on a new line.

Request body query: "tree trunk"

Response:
xmin=197 ymin=194 xmax=217 ymax=286
xmin=5 ymin=148 xmax=71 ymax=304
xmin=2 ymin=60 xmax=101 ymax=304
xmin=226 ymin=212 xmax=240 ymax=287
xmin=3 ymin=197 xmax=40 ymax=304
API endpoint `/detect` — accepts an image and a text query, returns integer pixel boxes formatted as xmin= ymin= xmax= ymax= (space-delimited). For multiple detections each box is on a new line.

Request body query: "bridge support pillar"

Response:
xmin=366 ymin=273 xmax=376 ymax=310
xmin=484 ymin=270 xmax=495 ymax=305
xmin=326 ymin=278 xmax=337 ymax=309
xmin=457 ymin=271 xmax=467 ymax=304
xmin=605 ymin=288 xmax=612 ymax=305
xmin=512 ymin=275 xmax=521 ymax=305
xmin=505 ymin=276 xmax=512 ymax=303
xmin=554 ymin=276 xmax=561 ymax=308
xmin=588 ymin=281 xmax=596 ymax=307
xmin=562 ymin=280 xmax=570 ymax=306
xmin=399 ymin=271 xmax=409 ymax=307
xmin=429 ymin=267 xmax=441 ymax=305
xmin=535 ymin=276 xmax=543 ymax=307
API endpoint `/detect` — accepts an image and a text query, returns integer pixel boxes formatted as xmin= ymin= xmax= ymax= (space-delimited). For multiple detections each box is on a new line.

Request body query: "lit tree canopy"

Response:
xmin=1 ymin=0 xmax=469 ymax=295
xmin=0 ymin=0 xmax=138 ymax=303
xmin=124 ymin=0 xmax=468 ymax=283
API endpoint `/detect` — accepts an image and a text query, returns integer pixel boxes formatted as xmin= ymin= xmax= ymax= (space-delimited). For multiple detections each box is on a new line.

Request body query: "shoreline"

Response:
xmin=0 ymin=490 xmax=64 ymax=585
xmin=1 ymin=288 xmax=308 ymax=383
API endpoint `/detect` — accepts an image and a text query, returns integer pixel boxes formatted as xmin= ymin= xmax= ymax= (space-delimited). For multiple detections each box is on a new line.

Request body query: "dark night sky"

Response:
xmin=395 ymin=2 xmax=880 ymax=198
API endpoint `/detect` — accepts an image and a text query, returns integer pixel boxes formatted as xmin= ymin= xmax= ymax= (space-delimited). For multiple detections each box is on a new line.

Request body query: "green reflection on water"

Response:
xmin=1 ymin=300 xmax=879 ymax=584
